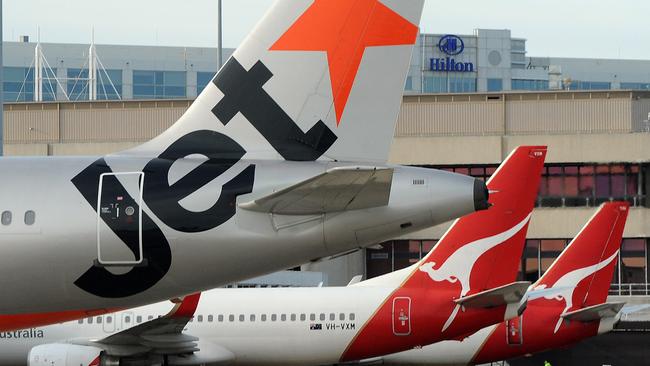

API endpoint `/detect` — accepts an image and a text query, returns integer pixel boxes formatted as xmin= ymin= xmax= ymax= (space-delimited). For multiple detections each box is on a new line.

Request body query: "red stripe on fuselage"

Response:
xmin=0 ymin=308 xmax=120 ymax=332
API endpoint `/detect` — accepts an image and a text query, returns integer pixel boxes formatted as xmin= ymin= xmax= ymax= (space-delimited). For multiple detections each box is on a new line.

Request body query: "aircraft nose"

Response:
xmin=473 ymin=179 xmax=490 ymax=211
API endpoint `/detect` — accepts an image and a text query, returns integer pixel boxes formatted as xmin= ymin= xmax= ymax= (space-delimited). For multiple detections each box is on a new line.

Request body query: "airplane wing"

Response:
xmin=561 ymin=302 xmax=626 ymax=322
xmin=72 ymin=294 xmax=234 ymax=364
xmin=239 ymin=167 xmax=393 ymax=215
xmin=455 ymin=281 xmax=531 ymax=309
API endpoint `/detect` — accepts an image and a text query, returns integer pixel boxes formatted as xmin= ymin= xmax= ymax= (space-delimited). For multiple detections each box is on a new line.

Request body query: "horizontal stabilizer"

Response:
xmin=455 ymin=281 xmax=531 ymax=309
xmin=561 ymin=302 xmax=626 ymax=322
xmin=621 ymin=304 xmax=650 ymax=316
xmin=347 ymin=275 xmax=363 ymax=287
xmin=239 ymin=167 xmax=393 ymax=215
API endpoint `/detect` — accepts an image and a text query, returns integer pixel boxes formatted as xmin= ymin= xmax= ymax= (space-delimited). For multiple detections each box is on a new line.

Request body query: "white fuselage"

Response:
xmin=0 ymin=155 xmax=479 ymax=319
xmin=0 ymin=287 xmax=394 ymax=366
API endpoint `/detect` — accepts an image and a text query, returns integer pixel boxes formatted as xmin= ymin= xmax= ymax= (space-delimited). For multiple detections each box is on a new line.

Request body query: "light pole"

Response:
xmin=217 ymin=0 xmax=223 ymax=70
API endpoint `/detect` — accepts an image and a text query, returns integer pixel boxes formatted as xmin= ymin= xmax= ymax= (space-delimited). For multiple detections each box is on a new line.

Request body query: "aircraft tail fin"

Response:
xmin=125 ymin=0 xmax=424 ymax=163
xmin=536 ymin=202 xmax=629 ymax=309
xmin=415 ymin=146 xmax=546 ymax=296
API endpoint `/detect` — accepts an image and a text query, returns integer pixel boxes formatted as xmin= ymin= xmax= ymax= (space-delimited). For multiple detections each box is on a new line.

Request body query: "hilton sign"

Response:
xmin=430 ymin=35 xmax=475 ymax=73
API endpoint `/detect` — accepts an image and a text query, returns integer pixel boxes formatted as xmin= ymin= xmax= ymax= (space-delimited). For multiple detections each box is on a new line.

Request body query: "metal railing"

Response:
xmin=610 ymin=283 xmax=650 ymax=296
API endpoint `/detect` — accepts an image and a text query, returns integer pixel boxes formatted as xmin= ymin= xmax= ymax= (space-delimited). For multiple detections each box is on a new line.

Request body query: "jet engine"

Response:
xmin=28 ymin=340 xmax=234 ymax=366
xmin=29 ymin=344 xmax=103 ymax=366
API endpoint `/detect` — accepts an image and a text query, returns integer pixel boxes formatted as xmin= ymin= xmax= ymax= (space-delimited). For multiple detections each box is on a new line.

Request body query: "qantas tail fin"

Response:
xmin=415 ymin=146 xmax=546 ymax=295
xmin=535 ymin=202 xmax=629 ymax=327
xmin=125 ymin=0 xmax=424 ymax=162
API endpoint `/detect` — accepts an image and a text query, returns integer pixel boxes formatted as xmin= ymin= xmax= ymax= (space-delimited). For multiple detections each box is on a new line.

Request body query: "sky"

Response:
xmin=5 ymin=0 xmax=650 ymax=60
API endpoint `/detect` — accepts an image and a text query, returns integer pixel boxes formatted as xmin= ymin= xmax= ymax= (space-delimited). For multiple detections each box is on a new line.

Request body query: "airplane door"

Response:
xmin=392 ymin=297 xmax=411 ymax=336
xmin=96 ymin=172 xmax=145 ymax=266
xmin=506 ymin=316 xmax=523 ymax=345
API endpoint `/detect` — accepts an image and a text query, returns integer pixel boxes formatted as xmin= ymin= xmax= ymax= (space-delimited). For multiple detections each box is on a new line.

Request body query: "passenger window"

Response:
xmin=78 ymin=319 xmax=83 ymax=324
xmin=339 ymin=313 xmax=345 ymax=321
xmin=261 ymin=314 xmax=267 ymax=322
xmin=197 ymin=315 xmax=203 ymax=322
xmin=124 ymin=316 xmax=131 ymax=323
xmin=300 ymin=314 xmax=306 ymax=321
xmin=96 ymin=317 xmax=102 ymax=324
xmin=320 ymin=313 xmax=325 ymax=321
xmin=88 ymin=317 xmax=93 ymax=324
xmin=218 ymin=315 xmax=224 ymax=322
xmin=350 ymin=313 xmax=355 ymax=321
xmin=310 ymin=314 xmax=316 ymax=321
xmin=229 ymin=315 xmax=235 ymax=322
xmin=329 ymin=313 xmax=335 ymax=321
xmin=250 ymin=314 xmax=256 ymax=322
xmin=1 ymin=211 xmax=11 ymax=226
xmin=279 ymin=314 xmax=286 ymax=321
xmin=24 ymin=211 xmax=36 ymax=225
xmin=136 ymin=316 xmax=142 ymax=323
xmin=239 ymin=315 xmax=245 ymax=322
xmin=271 ymin=314 xmax=277 ymax=322
xmin=290 ymin=314 xmax=296 ymax=321
xmin=107 ymin=316 xmax=113 ymax=324
xmin=208 ymin=315 xmax=214 ymax=322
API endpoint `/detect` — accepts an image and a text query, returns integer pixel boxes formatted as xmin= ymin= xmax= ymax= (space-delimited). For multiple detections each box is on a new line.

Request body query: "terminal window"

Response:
xmin=487 ymin=78 xmax=503 ymax=92
xmin=197 ymin=72 xmax=215 ymax=94
xmin=133 ymin=70 xmax=186 ymax=99
xmin=512 ymin=79 xmax=549 ymax=91
xmin=3 ymin=67 xmax=34 ymax=102
xmin=621 ymin=82 xmax=650 ymax=90
xmin=424 ymin=163 xmax=646 ymax=208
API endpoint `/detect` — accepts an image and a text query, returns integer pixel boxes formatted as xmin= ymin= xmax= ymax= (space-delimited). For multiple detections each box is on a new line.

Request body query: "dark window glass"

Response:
xmin=621 ymin=239 xmax=646 ymax=285
xmin=422 ymin=240 xmax=437 ymax=256
xmin=522 ymin=240 xmax=540 ymax=282
xmin=366 ymin=242 xmax=393 ymax=279
xmin=393 ymin=241 xmax=420 ymax=270
xmin=541 ymin=240 xmax=566 ymax=274
xmin=197 ymin=72 xmax=215 ymax=94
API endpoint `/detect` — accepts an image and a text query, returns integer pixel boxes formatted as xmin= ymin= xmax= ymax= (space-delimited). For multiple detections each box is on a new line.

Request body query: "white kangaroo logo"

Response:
xmin=418 ymin=213 xmax=532 ymax=332
xmin=534 ymin=250 xmax=619 ymax=333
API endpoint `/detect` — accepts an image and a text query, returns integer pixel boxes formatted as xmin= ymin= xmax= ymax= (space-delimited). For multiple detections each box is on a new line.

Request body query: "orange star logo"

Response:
xmin=271 ymin=0 xmax=419 ymax=125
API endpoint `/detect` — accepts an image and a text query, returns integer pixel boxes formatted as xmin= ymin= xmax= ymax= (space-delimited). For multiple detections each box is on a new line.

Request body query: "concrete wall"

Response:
xmin=391 ymin=133 xmax=650 ymax=165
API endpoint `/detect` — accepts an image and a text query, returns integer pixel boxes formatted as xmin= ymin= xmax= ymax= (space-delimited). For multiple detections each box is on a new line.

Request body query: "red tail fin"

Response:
xmin=536 ymin=202 xmax=629 ymax=309
xmin=415 ymin=146 xmax=547 ymax=295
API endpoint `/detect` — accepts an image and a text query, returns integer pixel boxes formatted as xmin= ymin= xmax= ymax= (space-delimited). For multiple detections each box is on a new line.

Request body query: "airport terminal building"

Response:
xmin=3 ymin=30 xmax=650 ymax=295
xmin=4 ymin=29 xmax=650 ymax=104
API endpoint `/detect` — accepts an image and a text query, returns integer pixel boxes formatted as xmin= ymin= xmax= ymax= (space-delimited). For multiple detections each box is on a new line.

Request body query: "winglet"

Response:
xmin=167 ymin=293 xmax=201 ymax=319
